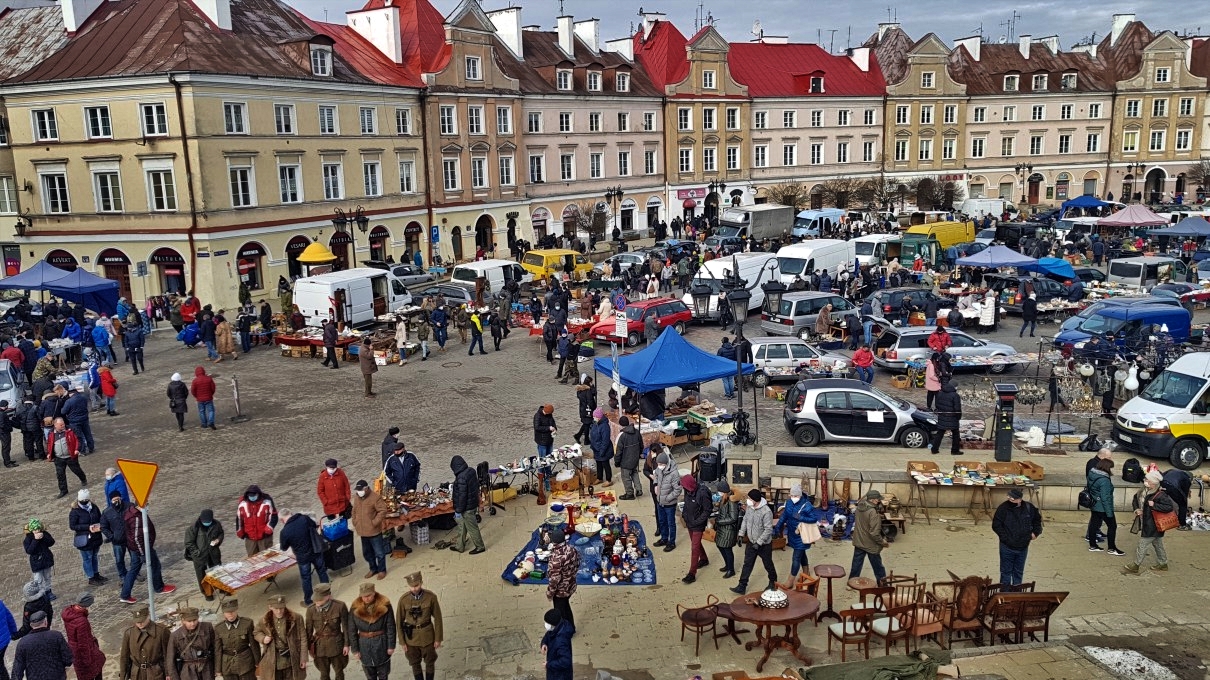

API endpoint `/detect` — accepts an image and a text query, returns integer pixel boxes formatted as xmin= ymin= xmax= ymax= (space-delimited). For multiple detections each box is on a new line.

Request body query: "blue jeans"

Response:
xmin=297 ymin=556 xmax=330 ymax=605
xmin=998 ymin=544 xmax=1028 ymax=586
xmin=657 ymin=504 xmax=677 ymax=545
xmin=790 ymin=547 xmax=809 ymax=577
xmin=468 ymin=334 xmax=485 ymax=354
xmin=240 ymin=332 xmax=252 ymax=354
xmin=926 ymin=317 xmax=936 ymax=326
xmin=721 ymin=375 xmax=735 ymax=397
xmin=361 ymin=535 xmax=388 ymax=574
xmin=121 ymin=549 xmax=165 ymax=599
xmin=106 ymin=396 xmax=117 ymax=413
xmin=1020 ymin=319 xmax=1036 ymax=337
xmin=863 ymin=320 xmax=873 ymax=346
xmin=112 ymin=544 xmax=129 ymax=579
xmin=854 ymin=366 xmax=874 ymax=384
xmin=536 ymin=444 xmax=552 ymax=458
xmin=79 ymin=547 xmax=99 ymax=579
xmin=69 ymin=420 xmax=94 ymax=453
xmin=849 ymin=548 xmax=886 ymax=583
xmin=204 ymin=340 xmax=218 ymax=359
xmin=198 ymin=401 xmax=215 ymax=427
xmin=434 ymin=326 xmax=448 ymax=348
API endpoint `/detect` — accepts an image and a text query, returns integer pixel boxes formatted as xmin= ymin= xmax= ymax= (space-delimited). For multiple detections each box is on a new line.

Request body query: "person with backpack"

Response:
xmin=1086 ymin=458 xmax=1124 ymax=555
xmin=1123 ymin=471 xmax=1176 ymax=574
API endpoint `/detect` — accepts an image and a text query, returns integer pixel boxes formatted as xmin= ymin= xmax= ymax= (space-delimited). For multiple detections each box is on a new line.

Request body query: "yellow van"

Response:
xmin=903 ymin=220 xmax=975 ymax=248
xmin=520 ymin=249 xmax=594 ymax=279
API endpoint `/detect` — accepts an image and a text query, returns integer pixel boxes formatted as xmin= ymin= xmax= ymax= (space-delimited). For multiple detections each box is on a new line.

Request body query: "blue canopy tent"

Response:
xmin=1060 ymin=195 xmax=1109 ymax=212
xmin=42 ymin=269 xmax=120 ymax=316
xmin=1146 ymin=217 xmax=1210 ymax=238
xmin=0 ymin=260 xmax=71 ymax=290
xmin=592 ymin=327 xmax=754 ymax=392
xmin=955 ymin=245 xmax=1037 ymax=269
xmin=1018 ymin=257 xmax=1075 ymax=280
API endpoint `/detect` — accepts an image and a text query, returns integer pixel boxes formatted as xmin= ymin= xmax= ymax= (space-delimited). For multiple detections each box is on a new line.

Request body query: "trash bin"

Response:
xmin=697 ymin=450 xmax=720 ymax=483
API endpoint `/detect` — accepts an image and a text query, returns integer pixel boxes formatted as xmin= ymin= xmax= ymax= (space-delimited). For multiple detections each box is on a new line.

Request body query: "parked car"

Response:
xmin=863 ymin=288 xmax=946 ymax=324
xmin=871 ymin=323 xmax=1017 ymax=374
xmin=759 ymin=292 xmax=857 ymax=340
xmin=974 ymin=229 xmax=997 ymax=245
xmin=650 ymin=241 xmax=698 ymax=262
xmin=783 ymin=378 xmax=935 ymax=448
xmin=411 ymin=284 xmax=475 ymax=307
xmin=362 ymin=260 xmax=436 ymax=285
xmin=0 ymin=359 xmax=21 ymax=410
xmin=701 ymin=235 xmax=745 ymax=256
xmin=588 ymin=297 xmax=692 ymax=347
xmin=595 ymin=251 xmax=647 ymax=276
xmin=982 ymin=274 xmax=1069 ymax=313
xmin=747 ymin=337 xmax=849 ymax=388
xmin=1071 ymin=267 xmax=1106 ymax=284
xmin=1056 ymin=297 xmax=1183 ymax=336
xmin=953 ymin=241 xmax=989 ymax=257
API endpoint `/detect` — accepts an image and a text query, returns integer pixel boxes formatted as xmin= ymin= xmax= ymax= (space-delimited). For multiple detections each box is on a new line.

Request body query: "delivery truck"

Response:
xmin=715 ymin=204 xmax=794 ymax=241
xmin=292 ymin=268 xmax=413 ymax=328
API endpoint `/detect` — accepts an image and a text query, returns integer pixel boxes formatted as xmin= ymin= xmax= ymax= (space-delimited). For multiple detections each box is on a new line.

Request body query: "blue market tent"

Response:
xmin=1018 ymin=257 xmax=1075 ymax=280
xmin=1061 ymin=195 xmax=1110 ymax=212
xmin=955 ymin=245 xmax=1036 ymax=268
xmin=593 ymin=326 xmax=753 ymax=392
xmin=1147 ymin=217 xmax=1210 ymax=238
xmin=0 ymin=261 xmax=71 ymax=290
xmin=42 ymin=268 xmax=119 ymax=316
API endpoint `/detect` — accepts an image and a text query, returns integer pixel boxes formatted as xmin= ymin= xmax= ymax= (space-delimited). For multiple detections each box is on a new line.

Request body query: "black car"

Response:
xmin=1070 ymin=267 xmax=1106 ymax=284
xmin=983 ymin=274 xmax=1068 ymax=313
xmin=995 ymin=222 xmax=1046 ymax=250
xmin=864 ymin=287 xmax=945 ymax=323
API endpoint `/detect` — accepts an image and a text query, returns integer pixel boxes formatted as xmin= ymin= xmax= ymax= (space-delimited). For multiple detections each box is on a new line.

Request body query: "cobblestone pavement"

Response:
xmin=0 ymin=284 xmax=1206 ymax=680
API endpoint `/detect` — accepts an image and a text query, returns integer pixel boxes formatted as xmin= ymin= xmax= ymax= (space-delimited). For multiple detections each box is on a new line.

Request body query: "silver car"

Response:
xmin=782 ymin=378 xmax=935 ymax=448
xmin=389 ymin=264 xmax=436 ymax=286
xmin=747 ymin=336 xmax=849 ymax=387
xmin=595 ymin=252 xmax=647 ymax=276
xmin=870 ymin=323 xmax=1016 ymax=374
xmin=759 ymin=291 xmax=858 ymax=340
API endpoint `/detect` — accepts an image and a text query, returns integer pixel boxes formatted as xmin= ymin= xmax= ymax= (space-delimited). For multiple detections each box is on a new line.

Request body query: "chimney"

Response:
xmin=1071 ymin=43 xmax=1097 ymax=57
xmin=1111 ymin=13 xmax=1135 ymax=46
xmin=61 ymin=0 xmax=104 ymax=31
xmin=347 ymin=6 xmax=403 ymax=64
xmin=1018 ymin=34 xmax=1031 ymax=59
xmin=954 ymin=35 xmax=981 ymax=61
xmin=557 ymin=15 xmax=574 ymax=55
xmin=877 ymin=22 xmax=900 ymax=40
xmin=641 ymin=11 xmax=665 ymax=42
xmin=574 ymin=19 xmax=599 ymax=53
xmin=523 ymin=25 xmax=540 ymax=32
xmin=1038 ymin=35 xmax=1059 ymax=54
xmin=847 ymin=46 xmax=870 ymax=71
xmin=487 ymin=7 xmax=524 ymax=60
xmin=604 ymin=36 xmax=633 ymax=60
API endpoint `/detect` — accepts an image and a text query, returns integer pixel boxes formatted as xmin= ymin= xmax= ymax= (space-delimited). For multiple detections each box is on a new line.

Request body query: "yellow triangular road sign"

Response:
xmin=116 ymin=458 xmax=159 ymax=508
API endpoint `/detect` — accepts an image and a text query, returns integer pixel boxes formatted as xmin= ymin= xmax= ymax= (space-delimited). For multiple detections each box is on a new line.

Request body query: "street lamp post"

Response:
xmin=720 ymin=255 xmax=785 ymax=417
xmin=707 ymin=180 xmax=727 ymax=224
xmin=1014 ymin=163 xmax=1034 ymax=209
xmin=1125 ymin=162 xmax=1144 ymax=203
xmin=690 ymin=283 xmax=714 ymax=324
xmin=605 ymin=186 xmax=624 ymax=249
xmin=332 ymin=207 xmax=370 ymax=267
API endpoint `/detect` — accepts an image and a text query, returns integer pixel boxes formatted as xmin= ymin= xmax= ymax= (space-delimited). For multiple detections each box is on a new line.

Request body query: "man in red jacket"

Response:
xmin=190 ymin=366 xmax=217 ymax=430
xmin=927 ymin=326 xmax=952 ymax=353
xmin=236 ymin=485 xmax=277 ymax=556
xmin=316 ymin=458 xmax=351 ymax=519
xmin=47 ymin=417 xmax=86 ymax=499
xmin=180 ymin=294 xmax=201 ymax=325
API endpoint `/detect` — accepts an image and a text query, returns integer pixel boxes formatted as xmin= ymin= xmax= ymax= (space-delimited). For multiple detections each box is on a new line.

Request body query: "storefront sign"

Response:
xmin=214 ymin=249 xmax=229 ymax=256
xmin=197 ymin=252 xmax=210 ymax=257
xmin=646 ymin=196 xmax=663 ymax=207
xmin=676 ymin=188 xmax=707 ymax=200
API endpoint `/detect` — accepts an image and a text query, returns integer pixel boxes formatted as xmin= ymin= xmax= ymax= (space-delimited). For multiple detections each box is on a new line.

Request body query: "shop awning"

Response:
xmin=45 ymin=249 xmax=78 ymax=270
xmin=238 ymin=242 xmax=267 ymax=258
xmin=369 ymin=225 xmax=390 ymax=239
xmin=97 ymin=248 xmax=131 ymax=266
xmin=149 ymin=247 xmax=185 ymax=265
xmin=682 ymin=199 xmax=697 ymax=209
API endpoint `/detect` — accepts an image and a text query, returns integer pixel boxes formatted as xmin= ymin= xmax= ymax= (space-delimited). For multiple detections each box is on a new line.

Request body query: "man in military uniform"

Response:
xmin=168 ymin=607 xmax=216 ymax=680
xmin=396 ymin=572 xmax=443 ymax=680
xmin=304 ymin=583 xmax=349 ymax=680
xmin=213 ymin=600 xmax=260 ymax=680
xmin=120 ymin=605 xmax=172 ymax=680
xmin=254 ymin=596 xmax=307 ymax=680
xmin=347 ymin=583 xmax=395 ymax=680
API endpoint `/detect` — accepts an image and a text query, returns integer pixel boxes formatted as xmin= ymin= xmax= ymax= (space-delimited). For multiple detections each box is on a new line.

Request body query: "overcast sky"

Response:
xmin=301 ymin=0 xmax=1195 ymax=53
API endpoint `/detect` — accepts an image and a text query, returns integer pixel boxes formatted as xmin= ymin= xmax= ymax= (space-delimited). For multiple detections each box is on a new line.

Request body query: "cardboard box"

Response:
xmin=908 ymin=461 xmax=940 ymax=474
xmin=659 ymin=432 xmax=688 ymax=446
xmin=551 ymin=476 xmax=580 ymax=493
xmin=765 ymin=385 xmax=788 ymax=400
xmin=702 ymin=527 xmax=716 ymax=543
xmin=490 ymin=487 xmax=518 ymax=504
xmin=1019 ymin=461 xmax=1045 ymax=480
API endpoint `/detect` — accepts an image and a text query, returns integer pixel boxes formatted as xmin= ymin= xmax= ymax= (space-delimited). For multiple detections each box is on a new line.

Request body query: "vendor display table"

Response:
xmin=495 ymin=446 xmax=583 ymax=495
xmin=201 ymin=549 xmax=296 ymax=598
xmin=686 ymin=407 xmax=736 ymax=440
xmin=903 ymin=353 xmax=1037 ymax=383
xmin=381 ymin=501 xmax=455 ymax=531
xmin=278 ymin=332 xmax=357 ymax=359
xmin=906 ymin=474 xmax=1039 ymax=525
xmin=502 ymin=518 xmax=656 ymax=586
xmin=729 ymin=589 xmax=820 ymax=671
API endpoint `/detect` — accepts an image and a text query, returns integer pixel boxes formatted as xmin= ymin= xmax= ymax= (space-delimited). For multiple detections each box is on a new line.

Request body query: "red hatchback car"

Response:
xmin=589 ymin=297 xmax=692 ymax=347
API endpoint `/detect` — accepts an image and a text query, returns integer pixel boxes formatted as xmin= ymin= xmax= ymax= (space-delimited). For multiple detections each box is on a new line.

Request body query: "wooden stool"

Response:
xmin=884 ymin=514 xmax=907 ymax=535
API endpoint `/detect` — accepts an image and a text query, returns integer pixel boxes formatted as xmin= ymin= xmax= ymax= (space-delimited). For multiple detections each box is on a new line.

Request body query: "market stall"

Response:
xmin=903 ymin=353 xmax=1037 ymax=383
xmin=201 ymin=548 xmax=297 ymax=598
xmin=502 ymin=508 xmax=657 ymax=586
xmin=955 ymin=245 xmax=1037 ymax=269
xmin=905 ymin=461 xmax=1041 ymax=525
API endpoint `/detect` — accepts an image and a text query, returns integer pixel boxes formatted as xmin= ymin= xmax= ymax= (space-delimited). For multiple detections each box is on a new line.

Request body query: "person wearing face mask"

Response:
xmin=184 ymin=509 xmax=224 ymax=600
xmin=104 ymin=467 xmax=131 ymax=505
xmin=100 ymin=491 xmax=130 ymax=584
xmin=774 ymin=484 xmax=821 ymax=583
xmin=679 ymin=475 xmax=712 ymax=584
xmin=351 ymin=480 xmax=390 ymax=580
xmin=316 ymin=459 xmax=351 ymax=520
xmin=729 ymin=489 xmax=777 ymax=595
xmin=68 ymin=489 xmax=107 ymax=587
xmin=539 ymin=609 xmax=573 ymax=680
xmin=235 ymin=486 xmax=278 ymax=557
xmin=711 ymin=482 xmax=739 ymax=579
xmin=651 ymin=453 xmax=679 ymax=553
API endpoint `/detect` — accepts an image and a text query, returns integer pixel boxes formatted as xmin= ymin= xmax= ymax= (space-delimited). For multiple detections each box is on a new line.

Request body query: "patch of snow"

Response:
xmin=1082 ymin=646 xmax=1178 ymax=680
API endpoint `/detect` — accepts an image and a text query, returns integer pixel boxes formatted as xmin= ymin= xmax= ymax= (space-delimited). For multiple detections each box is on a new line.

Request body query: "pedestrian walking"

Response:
xmin=679 ymin=474 xmax=712 ymax=584
xmin=304 ymin=585 xmax=348 ymax=680
xmin=22 ymin=519 xmax=56 ymax=600
xmin=1123 ymin=470 xmax=1176 ymax=574
xmin=545 ymin=529 xmax=580 ymax=628
xmin=100 ymin=492 xmax=129 ymax=584
xmin=59 ymin=387 xmax=93 ymax=456
xmin=99 ymin=367 xmax=119 ymax=417
xmin=236 ymin=485 xmax=277 ymax=556
xmin=167 ymin=374 xmax=189 ymax=432
xmin=200 ymin=313 xmax=218 ymax=361
xmin=413 ymin=318 xmax=430 ymax=361
xmin=118 ymin=605 xmax=171 ymax=680
xmin=730 ymin=489 xmax=778 ymax=595
xmin=614 ymin=416 xmax=643 ymax=500
xmin=540 ymin=609 xmax=573 ymax=680
xmin=588 ymin=409 xmax=613 ymax=487
xmin=167 ymin=607 xmax=215 ymax=680
xmin=320 ymin=320 xmax=339 ymax=369
xmin=992 ymin=488 xmax=1043 ymax=586
xmin=712 ymin=482 xmax=739 ymax=579
xmin=396 ymin=572 xmax=442 ymax=680
xmin=348 ymin=584 xmax=394 ymax=680
xmin=190 ymin=367 xmax=217 ymax=430
xmin=184 ymin=510 xmax=224 ymax=599
xmin=277 ymin=510 xmax=329 ymax=607
xmin=716 ymin=338 xmax=736 ymax=398
xmin=1086 ymin=459 xmax=1123 ymax=555
xmin=68 ymin=490 xmax=106 ymax=586
xmin=573 ymin=376 xmax=595 ymax=444
xmin=652 ymin=453 xmax=679 ymax=551
xmin=774 ymin=484 xmax=821 ymax=581
xmin=467 ymin=310 xmax=486 ymax=356
xmin=449 ymin=456 xmax=485 ymax=554
xmin=122 ymin=322 xmax=146 ymax=375
xmin=214 ymin=599 xmax=259 ymax=680
xmin=119 ymin=506 xmax=177 ymax=603
xmin=351 ymin=480 xmax=390 ymax=579
xmin=11 ymin=610 xmax=71 ymax=680
xmin=254 ymin=596 xmax=307 ymax=680
xmin=1020 ymin=293 xmax=1038 ymax=338
xmin=849 ymin=490 xmax=889 ymax=583
xmin=317 ymin=459 xmax=351 ymax=520
xmin=929 ymin=379 xmax=963 ymax=455
xmin=358 ymin=338 xmax=377 ymax=399
xmin=0 ymin=597 xmax=17 ymax=680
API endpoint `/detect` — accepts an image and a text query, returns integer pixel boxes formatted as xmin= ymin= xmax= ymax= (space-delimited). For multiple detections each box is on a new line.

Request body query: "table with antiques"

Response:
xmin=379 ymin=489 xmax=455 ymax=531
xmin=905 ymin=461 xmax=1040 ymax=525
xmin=812 ymin=564 xmax=847 ymax=623
xmin=277 ymin=329 xmax=359 ymax=359
xmin=903 ymin=352 xmax=1038 ymax=385
xmin=495 ymin=445 xmax=584 ymax=496
xmin=201 ymin=548 xmax=297 ymax=598
xmin=685 ymin=404 xmax=736 ymax=441
xmin=728 ymin=588 xmax=820 ymax=672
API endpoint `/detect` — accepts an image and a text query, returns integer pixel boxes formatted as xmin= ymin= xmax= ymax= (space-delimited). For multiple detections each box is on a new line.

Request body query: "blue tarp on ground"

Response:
xmin=0 ymin=261 xmax=70 ymax=290
xmin=592 ymin=327 xmax=754 ymax=392
xmin=1019 ymin=257 xmax=1076 ymax=280
xmin=955 ymin=245 xmax=1037 ymax=269
xmin=43 ymin=269 xmax=119 ymax=316
xmin=501 ymin=520 xmax=657 ymax=586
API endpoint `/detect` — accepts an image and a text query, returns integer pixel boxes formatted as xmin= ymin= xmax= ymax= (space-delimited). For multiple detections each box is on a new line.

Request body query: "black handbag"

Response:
xmin=1077 ymin=485 xmax=1095 ymax=509
xmin=310 ymin=525 xmax=330 ymax=555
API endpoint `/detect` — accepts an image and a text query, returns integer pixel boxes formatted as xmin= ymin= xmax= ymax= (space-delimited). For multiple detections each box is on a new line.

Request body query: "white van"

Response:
xmin=293 ymin=268 xmax=412 ymax=328
xmin=852 ymin=234 xmax=898 ymax=266
xmin=959 ymin=198 xmax=1011 ymax=219
xmin=1107 ymin=256 xmax=1189 ymax=291
xmin=450 ymin=259 xmax=532 ymax=294
xmin=680 ymin=252 xmax=779 ymax=321
xmin=774 ymin=240 xmax=855 ymax=285
xmin=1113 ymin=352 xmax=1210 ymax=469
xmin=791 ymin=208 xmax=846 ymax=238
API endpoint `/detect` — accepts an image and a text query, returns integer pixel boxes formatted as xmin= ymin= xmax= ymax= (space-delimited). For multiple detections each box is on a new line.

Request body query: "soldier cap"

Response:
xmin=221 ymin=600 xmax=240 ymax=612
xmin=405 ymin=572 xmax=423 ymax=587
xmin=179 ymin=607 xmax=199 ymax=621
xmin=132 ymin=605 xmax=150 ymax=622
xmin=267 ymin=595 xmax=287 ymax=607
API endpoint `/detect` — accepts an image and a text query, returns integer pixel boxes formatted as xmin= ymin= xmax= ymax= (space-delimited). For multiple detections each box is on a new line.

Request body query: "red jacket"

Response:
xmin=317 ymin=468 xmax=351 ymax=516
xmin=99 ymin=369 xmax=118 ymax=397
xmin=1 ymin=345 xmax=24 ymax=366
xmin=123 ymin=505 xmax=156 ymax=555
xmin=180 ymin=298 xmax=201 ymax=323
xmin=191 ymin=366 xmax=216 ymax=402
xmin=236 ymin=495 xmax=277 ymax=541
xmin=852 ymin=347 xmax=874 ymax=368
xmin=62 ymin=604 xmax=106 ymax=680
xmin=927 ymin=331 xmax=952 ymax=353
xmin=46 ymin=428 xmax=79 ymax=460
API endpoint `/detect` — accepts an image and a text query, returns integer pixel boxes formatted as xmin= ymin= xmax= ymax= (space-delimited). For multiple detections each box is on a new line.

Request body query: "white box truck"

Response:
xmin=716 ymin=204 xmax=794 ymax=241
xmin=292 ymin=268 xmax=413 ymax=328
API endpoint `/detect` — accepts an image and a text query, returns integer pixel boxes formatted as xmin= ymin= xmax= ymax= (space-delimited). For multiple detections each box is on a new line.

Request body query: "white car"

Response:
xmin=974 ymin=228 xmax=997 ymax=245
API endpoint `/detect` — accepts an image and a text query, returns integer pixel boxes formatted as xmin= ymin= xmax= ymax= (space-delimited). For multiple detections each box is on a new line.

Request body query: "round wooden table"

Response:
xmin=728 ymin=590 xmax=820 ymax=672
xmin=814 ymin=564 xmax=846 ymax=622
xmin=847 ymin=576 xmax=877 ymax=591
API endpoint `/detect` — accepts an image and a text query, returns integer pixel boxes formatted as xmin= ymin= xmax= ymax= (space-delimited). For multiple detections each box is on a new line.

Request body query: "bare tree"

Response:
xmin=909 ymin=175 xmax=966 ymax=211
xmin=565 ymin=199 xmax=607 ymax=241
xmin=765 ymin=182 xmax=810 ymax=210
xmin=853 ymin=178 xmax=904 ymax=211
xmin=1186 ymin=159 xmax=1210 ymax=189
xmin=817 ymin=176 xmax=865 ymax=209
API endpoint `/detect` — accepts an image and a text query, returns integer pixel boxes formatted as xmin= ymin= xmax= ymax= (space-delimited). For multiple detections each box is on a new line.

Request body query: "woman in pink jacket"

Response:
xmin=924 ymin=352 xmax=943 ymax=409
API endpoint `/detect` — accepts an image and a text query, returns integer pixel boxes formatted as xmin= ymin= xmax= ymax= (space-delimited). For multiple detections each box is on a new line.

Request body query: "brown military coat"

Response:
xmin=304 ymin=600 xmax=349 ymax=659
xmin=120 ymin=623 xmax=173 ymax=680
xmin=253 ymin=611 xmax=307 ymax=680
xmin=168 ymin=623 xmax=216 ymax=680
xmin=213 ymin=617 xmax=260 ymax=677
xmin=395 ymin=590 xmax=443 ymax=649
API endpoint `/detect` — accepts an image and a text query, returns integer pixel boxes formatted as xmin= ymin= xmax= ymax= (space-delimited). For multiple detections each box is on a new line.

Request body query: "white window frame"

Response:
xmin=359 ymin=107 xmax=377 ymax=135
xmin=1155 ymin=67 xmax=1170 ymax=83
xmin=943 ymin=105 xmax=956 ymax=125
xmin=678 ymin=147 xmax=692 ymax=173
xmin=836 ymin=142 xmax=849 ymax=164
xmin=702 ymin=70 xmax=716 ymax=90
xmin=1058 ymin=134 xmax=1071 ymax=154
xmin=1179 ymin=98 xmax=1195 ymax=117
xmin=782 ymin=143 xmax=797 ymax=166
xmin=895 ymin=105 xmax=909 ymax=125
xmin=32 ymin=108 xmax=57 ymax=141
xmin=753 ymin=145 xmax=767 ymax=168
xmin=642 ymin=112 xmax=655 ymax=131
xmin=588 ymin=112 xmax=601 ymax=133
xmin=703 ymin=107 xmax=716 ymax=131
xmin=92 ymin=169 xmax=123 ymax=213
xmin=1060 ymin=104 xmax=1073 ymax=120
xmin=678 ymin=108 xmax=692 ymax=131
xmin=809 ymin=143 xmax=822 ymax=165
xmin=754 ymin=111 xmax=768 ymax=129
xmin=559 ymin=153 xmax=575 ymax=181
xmin=1003 ymin=74 xmax=1019 ymax=91
xmin=587 ymin=72 xmax=601 ymax=91
xmin=528 ymin=112 xmax=542 ymax=133
xmin=838 ymin=109 xmax=851 ymax=126
xmin=398 ymin=159 xmax=416 ymax=193
xmin=467 ymin=106 xmax=484 ymax=135
xmin=589 ymin=152 xmax=603 ymax=179
xmin=1061 ymin=73 xmax=1077 ymax=89
xmin=941 ymin=137 xmax=955 ymax=160
xmin=310 ymin=46 xmax=332 ymax=76
xmin=973 ymin=106 xmax=986 ymax=123
xmin=41 ymin=171 xmax=70 ymax=213
xmin=1125 ymin=99 xmax=1140 ymax=117
xmin=810 ymin=110 xmax=822 ymax=127
xmin=643 ymin=150 xmax=656 ymax=175
xmin=1089 ymin=103 xmax=1102 ymax=119
xmin=894 ymin=139 xmax=908 ymax=162
xmin=1032 ymin=74 xmax=1048 ymax=90
xmin=322 ymin=161 xmax=344 ymax=200
xmin=528 ymin=154 xmax=545 ymax=183
xmin=223 ymin=102 xmax=247 ymax=135
xmin=617 ymin=112 xmax=630 ymax=132
xmin=140 ymin=103 xmax=168 ymax=137
xmin=726 ymin=107 xmax=739 ymax=130
xmin=1152 ymin=99 xmax=1167 ymax=117
xmin=862 ymin=141 xmax=874 ymax=162
xmin=618 ymin=150 xmax=631 ymax=177
xmin=498 ymin=155 xmax=514 ymax=186
xmin=363 ymin=160 xmax=382 ymax=197
xmin=228 ymin=163 xmax=256 ymax=208
xmin=440 ymin=106 xmax=457 ymax=135
xmin=442 ymin=158 xmax=460 ymax=191
xmin=726 ymin=146 xmax=738 ymax=170
xmin=1001 ymin=136 xmax=1015 ymax=156
xmin=920 ymin=105 xmax=933 ymax=125
xmin=1122 ymin=130 xmax=1138 ymax=152
xmin=495 ymin=106 xmax=511 ymax=135
xmin=971 ymin=137 xmax=986 ymax=158
xmin=273 ymin=104 xmax=296 ymax=135
xmin=278 ymin=163 xmax=302 ymax=203
xmin=395 ymin=108 xmax=413 ymax=135
xmin=702 ymin=146 xmax=716 ymax=172
xmin=319 ymin=105 xmax=338 ymax=135
xmin=809 ymin=76 xmax=824 ymax=93
xmin=145 ymin=167 xmax=177 ymax=212
xmin=1031 ymin=104 xmax=1044 ymax=121
xmin=0 ymin=177 xmax=17 ymax=214
xmin=863 ymin=109 xmax=875 ymax=126
xmin=918 ymin=139 xmax=932 ymax=161
xmin=1029 ymin=135 xmax=1043 ymax=155
xmin=469 ymin=157 xmax=487 ymax=190
xmin=921 ymin=71 xmax=935 ymax=88
xmin=1086 ymin=133 xmax=1100 ymax=153
xmin=1149 ymin=129 xmax=1165 ymax=152
xmin=559 ymin=112 xmax=573 ymax=133
xmin=783 ymin=110 xmax=796 ymax=128
xmin=556 ymin=70 xmax=572 ymax=90
xmin=1176 ymin=129 xmax=1192 ymax=151
xmin=1003 ymin=105 xmax=1016 ymax=122
xmin=464 ymin=56 xmax=481 ymax=81
xmin=615 ymin=73 xmax=630 ymax=92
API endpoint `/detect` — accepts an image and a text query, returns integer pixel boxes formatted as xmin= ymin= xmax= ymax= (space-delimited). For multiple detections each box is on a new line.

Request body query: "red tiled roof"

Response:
xmin=728 ymin=42 xmax=885 ymax=97
xmin=948 ymin=43 xmax=1115 ymax=95
xmin=391 ymin=0 xmax=449 ymax=74
xmin=1097 ymin=21 xmax=1154 ymax=81
xmin=0 ymin=7 xmax=68 ymax=80
xmin=1190 ymin=37 xmax=1210 ymax=79
xmin=632 ymin=19 xmax=688 ymax=90
xmin=299 ymin=16 xmax=423 ymax=87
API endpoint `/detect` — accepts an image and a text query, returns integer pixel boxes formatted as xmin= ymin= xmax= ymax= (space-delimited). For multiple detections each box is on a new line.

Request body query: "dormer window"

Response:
xmin=1155 ymin=67 xmax=1170 ymax=83
xmin=1061 ymin=72 xmax=1077 ymax=90
xmin=703 ymin=70 xmax=716 ymax=89
xmin=1003 ymin=74 xmax=1019 ymax=91
xmin=556 ymin=70 xmax=572 ymax=90
xmin=810 ymin=76 xmax=824 ymax=93
xmin=921 ymin=71 xmax=934 ymax=88
xmin=465 ymin=56 xmax=481 ymax=81
xmin=310 ymin=46 xmax=332 ymax=77
xmin=1032 ymin=74 xmax=1047 ymax=90
xmin=616 ymin=73 xmax=630 ymax=92
xmin=588 ymin=72 xmax=601 ymax=91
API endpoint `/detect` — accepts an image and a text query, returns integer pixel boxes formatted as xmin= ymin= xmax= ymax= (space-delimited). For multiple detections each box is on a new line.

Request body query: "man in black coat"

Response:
xmin=320 ymin=319 xmax=339 ymax=369
xmin=533 ymin=404 xmax=556 ymax=457
xmin=679 ymin=475 xmax=712 ymax=584
xmin=11 ymin=610 xmax=71 ymax=680
xmin=1020 ymin=293 xmax=1038 ymax=338
xmin=614 ymin=416 xmax=644 ymax=500
xmin=930 ymin=379 xmax=963 ymax=455
xmin=449 ymin=455 xmax=485 ymax=554
xmin=18 ymin=335 xmax=36 ymax=386
xmin=277 ymin=509 xmax=329 ymax=607
xmin=991 ymin=489 xmax=1042 ymax=586
xmin=1161 ymin=469 xmax=1194 ymax=530
xmin=380 ymin=427 xmax=400 ymax=466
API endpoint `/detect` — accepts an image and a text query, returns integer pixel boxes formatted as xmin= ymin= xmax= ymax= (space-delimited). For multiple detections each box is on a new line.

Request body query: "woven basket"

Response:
xmin=890 ymin=375 xmax=910 ymax=389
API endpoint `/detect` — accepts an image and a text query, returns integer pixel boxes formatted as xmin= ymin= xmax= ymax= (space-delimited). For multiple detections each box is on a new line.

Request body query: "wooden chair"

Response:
xmin=1019 ymin=594 xmax=1067 ymax=642
xmin=912 ymin=594 xmax=946 ymax=649
xmin=712 ymin=599 xmax=749 ymax=646
xmin=851 ymin=586 xmax=893 ymax=615
xmin=880 ymin=572 xmax=918 ymax=587
xmin=872 ymin=603 xmax=917 ymax=655
xmin=827 ymin=609 xmax=875 ymax=661
xmin=982 ymin=594 xmax=1025 ymax=645
xmin=677 ymin=595 xmax=719 ymax=656
xmin=889 ymin=581 xmax=926 ymax=609
xmin=937 ymin=575 xmax=990 ymax=649
xmin=791 ymin=572 xmax=821 ymax=596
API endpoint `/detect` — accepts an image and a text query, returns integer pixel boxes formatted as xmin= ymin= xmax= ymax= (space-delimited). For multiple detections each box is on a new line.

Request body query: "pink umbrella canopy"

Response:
xmin=1096 ymin=204 xmax=1168 ymax=227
